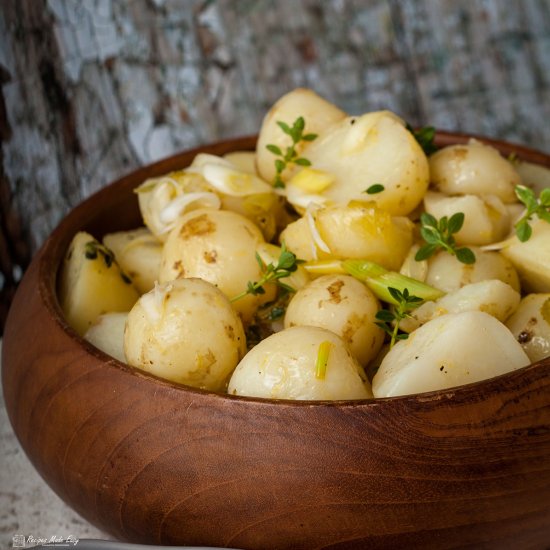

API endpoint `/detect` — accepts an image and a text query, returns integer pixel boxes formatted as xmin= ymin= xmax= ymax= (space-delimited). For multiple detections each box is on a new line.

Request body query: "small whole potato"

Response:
xmin=228 ymin=326 xmax=373 ymax=400
xmin=159 ymin=208 xmax=274 ymax=321
xmin=124 ymin=278 xmax=246 ymax=390
xmin=284 ymin=275 xmax=384 ymax=366
xmin=429 ymin=139 xmax=521 ymax=203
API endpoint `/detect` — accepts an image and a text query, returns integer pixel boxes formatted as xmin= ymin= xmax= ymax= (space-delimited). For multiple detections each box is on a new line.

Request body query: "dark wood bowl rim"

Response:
xmin=33 ymin=131 xmax=550 ymax=409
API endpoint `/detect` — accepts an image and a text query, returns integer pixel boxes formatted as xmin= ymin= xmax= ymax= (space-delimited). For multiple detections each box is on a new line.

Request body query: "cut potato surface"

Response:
xmin=59 ymin=232 xmax=139 ymax=336
xmin=372 ymin=311 xmax=530 ymax=398
xmin=228 ymin=326 xmax=372 ymax=400
xmin=84 ymin=312 xmax=127 ymax=363
xmin=506 ymin=294 xmax=550 ymax=363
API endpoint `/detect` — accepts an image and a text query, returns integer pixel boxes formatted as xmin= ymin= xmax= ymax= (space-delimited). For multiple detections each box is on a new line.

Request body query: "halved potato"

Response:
xmin=59 ymin=231 xmax=139 ymax=336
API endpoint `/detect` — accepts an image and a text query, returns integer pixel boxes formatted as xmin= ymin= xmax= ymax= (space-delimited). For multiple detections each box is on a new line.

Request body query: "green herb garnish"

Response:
xmin=84 ymin=241 xmax=132 ymax=284
xmin=415 ymin=212 xmax=476 ymax=264
xmin=364 ymin=183 xmax=385 ymax=194
xmin=406 ymin=124 xmax=438 ymax=155
xmin=266 ymin=116 xmax=317 ymax=188
xmin=231 ymin=242 xmax=303 ymax=302
xmin=514 ymin=185 xmax=550 ymax=242
xmin=375 ymin=287 xmax=423 ymax=348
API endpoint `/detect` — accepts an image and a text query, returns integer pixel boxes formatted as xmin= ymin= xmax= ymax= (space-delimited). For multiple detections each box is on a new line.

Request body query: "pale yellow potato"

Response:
xmin=284 ymin=275 xmax=384 ymax=366
xmin=280 ymin=204 xmax=414 ymax=270
xmin=424 ymin=192 xmax=510 ymax=246
xmin=499 ymin=219 xmax=550 ymax=292
xmin=256 ymin=88 xmax=346 ymax=183
xmin=400 ymin=280 xmax=520 ymax=333
xmin=429 ymin=139 xmax=521 ymax=203
xmin=124 ymin=278 xmax=246 ymax=390
xmin=59 ymin=232 xmax=140 ymax=336
xmin=372 ymin=311 xmax=530 ymax=398
xmin=84 ymin=312 xmax=128 ymax=363
xmin=103 ymin=228 xmax=162 ymax=294
xmin=515 ymin=160 xmax=550 ymax=195
xmin=506 ymin=294 xmax=550 ymax=362
xmin=228 ymin=326 xmax=372 ymax=400
xmin=425 ymin=248 xmax=520 ymax=293
xmin=159 ymin=208 xmax=274 ymax=322
xmin=300 ymin=111 xmax=430 ymax=216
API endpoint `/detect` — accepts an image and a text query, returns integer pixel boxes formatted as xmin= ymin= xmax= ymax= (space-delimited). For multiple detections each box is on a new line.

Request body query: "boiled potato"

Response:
xmin=372 ymin=311 xmax=530 ymax=397
xmin=515 ymin=160 xmax=550 ymax=195
xmin=84 ymin=312 xmax=127 ymax=362
xmin=506 ymin=294 xmax=550 ymax=362
xmin=124 ymin=278 xmax=246 ymax=390
xmin=59 ymin=232 xmax=139 ymax=336
xmin=284 ymin=275 xmax=384 ymax=366
xmin=280 ymin=204 xmax=413 ymax=270
xmin=300 ymin=111 xmax=430 ymax=216
xmin=400 ymin=280 xmax=520 ymax=333
xmin=228 ymin=326 xmax=372 ymax=400
xmin=159 ymin=208 xmax=274 ymax=322
xmin=256 ymin=242 xmax=310 ymax=292
xmin=425 ymin=248 xmax=520 ymax=293
xmin=103 ymin=228 xmax=162 ymax=294
xmin=499 ymin=219 xmax=550 ymax=292
xmin=429 ymin=139 xmax=521 ymax=203
xmin=424 ymin=192 xmax=510 ymax=246
xmin=256 ymin=88 xmax=346 ymax=183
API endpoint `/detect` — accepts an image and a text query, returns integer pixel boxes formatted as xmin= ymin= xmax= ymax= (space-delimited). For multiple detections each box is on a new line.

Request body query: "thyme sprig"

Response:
xmin=514 ymin=185 xmax=550 ymax=242
xmin=406 ymin=124 xmax=438 ymax=155
xmin=375 ymin=287 xmax=423 ymax=348
xmin=415 ymin=212 xmax=476 ymax=265
xmin=266 ymin=116 xmax=317 ymax=188
xmin=231 ymin=243 xmax=304 ymax=302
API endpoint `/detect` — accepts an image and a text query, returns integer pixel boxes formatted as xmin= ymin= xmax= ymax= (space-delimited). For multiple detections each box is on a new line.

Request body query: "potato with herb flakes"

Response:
xmin=506 ymin=294 xmax=550 ymax=362
xmin=103 ymin=227 xmax=162 ymax=294
xmin=59 ymin=231 xmax=139 ymax=336
xmin=284 ymin=275 xmax=384 ymax=366
xmin=228 ymin=326 xmax=372 ymax=400
xmin=124 ymin=278 xmax=246 ymax=390
xmin=372 ymin=311 xmax=530 ymax=398
xmin=159 ymin=208 xmax=275 ymax=322
xmin=280 ymin=203 xmax=414 ymax=271
xmin=429 ymin=139 xmax=521 ymax=203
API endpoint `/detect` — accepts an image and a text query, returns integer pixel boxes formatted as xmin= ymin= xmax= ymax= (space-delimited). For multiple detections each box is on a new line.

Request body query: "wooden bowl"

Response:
xmin=3 ymin=133 xmax=550 ymax=550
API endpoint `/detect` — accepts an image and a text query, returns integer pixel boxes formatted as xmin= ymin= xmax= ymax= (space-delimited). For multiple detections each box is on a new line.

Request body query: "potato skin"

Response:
xmin=124 ymin=278 xmax=246 ymax=390
xmin=228 ymin=326 xmax=373 ymax=401
xmin=159 ymin=208 xmax=274 ymax=322
xmin=284 ymin=275 xmax=384 ymax=366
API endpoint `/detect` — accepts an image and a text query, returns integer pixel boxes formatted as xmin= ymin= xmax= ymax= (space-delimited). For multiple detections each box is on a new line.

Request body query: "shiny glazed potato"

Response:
xmin=256 ymin=88 xmax=346 ymax=183
xmin=103 ymin=228 xmax=162 ymax=294
xmin=499 ymin=219 xmax=550 ymax=292
xmin=284 ymin=275 xmax=384 ymax=366
xmin=280 ymin=204 xmax=414 ymax=270
xmin=302 ymin=111 xmax=430 ymax=216
xmin=506 ymin=294 xmax=550 ymax=362
xmin=124 ymin=278 xmax=246 ymax=390
xmin=59 ymin=232 xmax=140 ymax=336
xmin=84 ymin=312 xmax=128 ymax=363
xmin=228 ymin=326 xmax=373 ymax=400
xmin=159 ymin=208 xmax=274 ymax=322
xmin=372 ymin=311 xmax=530 ymax=398
xmin=424 ymin=248 xmax=520 ymax=293
xmin=423 ymin=192 xmax=510 ymax=246
xmin=429 ymin=140 xmax=521 ymax=203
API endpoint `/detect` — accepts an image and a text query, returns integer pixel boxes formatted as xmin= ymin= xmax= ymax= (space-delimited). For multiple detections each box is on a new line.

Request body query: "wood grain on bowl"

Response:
xmin=2 ymin=134 xmax=550 ymax=550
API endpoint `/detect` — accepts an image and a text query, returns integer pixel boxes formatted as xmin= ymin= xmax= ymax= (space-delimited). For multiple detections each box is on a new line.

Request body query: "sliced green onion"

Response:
xmin=315 ymin=341 xmax=331 ymax=380
xmin=342 ymin=259 xmax=388 ymax=279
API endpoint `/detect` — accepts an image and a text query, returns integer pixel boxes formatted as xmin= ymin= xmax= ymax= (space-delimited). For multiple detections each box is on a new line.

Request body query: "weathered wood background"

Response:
xmin=1 ymin=0 xmax=550 ymax=329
